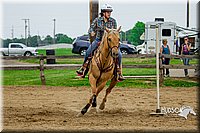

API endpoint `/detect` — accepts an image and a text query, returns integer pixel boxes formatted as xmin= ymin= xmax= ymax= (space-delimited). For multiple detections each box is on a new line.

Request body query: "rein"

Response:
xmin=94 ymin=32 xmax=119 ymax=73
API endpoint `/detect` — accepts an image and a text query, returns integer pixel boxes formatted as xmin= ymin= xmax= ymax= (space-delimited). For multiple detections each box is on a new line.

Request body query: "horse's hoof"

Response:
xmin=92 ymin=102 xmax=97 ymax=107
xmin=99 ymin=103 xmax=105 ymax=110
xmin=81 ymin=108 xmax=87 ymax=115
xmin=76 ymin=112 xmax=84 ymax=117
xmin=92 ymin=95 xmax=97 ymax=107
xmin=89 ymin=107 xmax=97 ymax=113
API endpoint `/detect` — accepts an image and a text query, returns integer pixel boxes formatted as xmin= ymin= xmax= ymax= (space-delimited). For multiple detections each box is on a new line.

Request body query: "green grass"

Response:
xmin=2 ymin=69 xmax=198 ymax=88
xmin=37 ymin=48 xmax=76 ymax=56
xmin=20 ymin=56 xmax=198 ymax=65
xmin=5 ymin=48 xmax=198 ymax=88
xmin=19 ymin=48 xmax=199 ymax=65
xmin=17 ymin=48 xmax=198 ymax=65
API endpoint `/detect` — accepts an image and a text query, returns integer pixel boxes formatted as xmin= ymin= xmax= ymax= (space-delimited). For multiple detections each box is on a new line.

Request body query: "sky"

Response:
xmin=0 ymin=0 xmax=199 ymax=39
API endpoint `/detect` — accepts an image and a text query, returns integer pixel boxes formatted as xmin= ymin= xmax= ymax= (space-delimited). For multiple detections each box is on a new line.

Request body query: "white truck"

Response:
xmin=0 ymin=43 xmax=38 ymax=56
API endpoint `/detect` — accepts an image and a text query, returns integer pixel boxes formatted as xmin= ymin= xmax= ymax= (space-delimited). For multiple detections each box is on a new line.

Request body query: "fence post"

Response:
xmin=39 ymin=55 xmax=46 ymax=85
xmin=159 ymin=54 xmax=164 ymax=86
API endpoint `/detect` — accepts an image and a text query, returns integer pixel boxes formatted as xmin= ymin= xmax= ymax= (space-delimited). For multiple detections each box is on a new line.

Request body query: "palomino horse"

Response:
xmin=80 ymin=26 xmax=121 ymax=115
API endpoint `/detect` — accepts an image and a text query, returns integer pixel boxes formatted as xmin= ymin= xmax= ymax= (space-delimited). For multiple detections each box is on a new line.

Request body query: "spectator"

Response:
xmin=181 ymin=37 xmax=191 ymax=77
xmin=160 ymin=39 xmax=171 ymax=77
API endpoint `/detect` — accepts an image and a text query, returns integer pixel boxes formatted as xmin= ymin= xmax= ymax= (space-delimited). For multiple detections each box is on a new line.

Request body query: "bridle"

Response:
xmin=106 ymin=31 xmax=120 ymax=58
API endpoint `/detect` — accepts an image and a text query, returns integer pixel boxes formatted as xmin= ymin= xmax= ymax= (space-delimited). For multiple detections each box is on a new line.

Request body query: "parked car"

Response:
xmin=0 ymin=43 xmax=38 ymax=56
xmin=72 ymin=35 xmax=137 ymax=56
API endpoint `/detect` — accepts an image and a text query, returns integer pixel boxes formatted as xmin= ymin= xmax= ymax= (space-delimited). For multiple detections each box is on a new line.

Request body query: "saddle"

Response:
xmin=84 ymin=52 xmax=118 ymax=79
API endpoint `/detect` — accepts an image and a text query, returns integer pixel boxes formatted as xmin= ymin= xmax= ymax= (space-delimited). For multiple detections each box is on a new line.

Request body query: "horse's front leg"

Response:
xmin=80 ymin=95 xmax=94 ymax=115
xmin=89 ymin=74 xmax=98 ymax=107
xmin=79 ymin=74 xmax=97 ymax=116
xmin=99 ymin=77 xmax=118 ymax=110
xmin=82 ymin=78 xmax=107 ymax=115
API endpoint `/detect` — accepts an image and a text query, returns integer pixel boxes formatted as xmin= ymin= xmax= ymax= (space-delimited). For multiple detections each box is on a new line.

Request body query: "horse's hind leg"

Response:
xmin=99 ymin=78 xmax=118 ymax=110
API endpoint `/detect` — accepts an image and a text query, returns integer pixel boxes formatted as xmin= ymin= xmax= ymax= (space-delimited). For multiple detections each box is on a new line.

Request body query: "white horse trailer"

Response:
xmin=138 ymin=18 xmax=176 ymax=54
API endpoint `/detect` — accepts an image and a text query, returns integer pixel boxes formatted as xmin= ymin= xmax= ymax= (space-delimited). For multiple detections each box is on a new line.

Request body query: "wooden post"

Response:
xmin=39 ymin=55 xmax=46 ymax=85
xmin=89 ymin=0 xmax=99 ymax=43
xmin=155 ymin=24 xmax=161 ymax=113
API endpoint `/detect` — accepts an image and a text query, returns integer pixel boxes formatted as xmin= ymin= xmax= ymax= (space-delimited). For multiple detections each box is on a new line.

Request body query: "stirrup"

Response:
xmin=76 ymin=67 xmax=89 ymax=78
xmin=118 ymin=74 xmax=125 ymax=82
xmin=76 ymin=67 xmax=84 ymax=76
xmin=81 ymin=67 xmax=89 ymax=78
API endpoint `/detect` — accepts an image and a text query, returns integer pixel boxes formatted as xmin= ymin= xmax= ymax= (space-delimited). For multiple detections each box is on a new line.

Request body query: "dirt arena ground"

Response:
xmin=3 ymin=86 xmax=198 ymax=132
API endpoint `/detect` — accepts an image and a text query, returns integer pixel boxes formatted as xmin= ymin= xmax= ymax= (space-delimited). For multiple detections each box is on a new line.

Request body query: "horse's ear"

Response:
xmin=117 ymin=26 xmax=121 ymax=32
xmin=105 ymin=27 xmax=110 ymax=33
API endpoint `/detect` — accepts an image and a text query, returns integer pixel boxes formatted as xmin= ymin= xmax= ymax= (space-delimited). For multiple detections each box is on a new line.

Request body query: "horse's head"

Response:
xmin=189 ymin=108 xmax=196 ymax=115
xmin=105 ymin=26 xmax=121 ymax=58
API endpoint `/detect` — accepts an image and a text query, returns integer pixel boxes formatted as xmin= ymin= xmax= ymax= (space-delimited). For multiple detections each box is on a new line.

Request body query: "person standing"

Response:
xmin=181 ymin=37 xmax=191 ymax=77
xmin=160 ymin=39 xmax=171 ymax=77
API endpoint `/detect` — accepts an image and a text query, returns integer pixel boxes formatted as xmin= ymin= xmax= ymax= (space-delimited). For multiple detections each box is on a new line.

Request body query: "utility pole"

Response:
xmin=53 ymin=18 xmax=56 ymax=44
xmin=11 ymin=25 xmax=14 ymax=39
xmin=28 ymin=19 xmax=30 ymax=37
xmin=125 ymin=31 xmax=126 ymax=41
xmin=89 ymin=0 xmax=99 ymax=43
xmin=27 ymin=19 xmax=31 ymax=46
xmin=187 ymin=0 xmax=189 ymax=28
xmin=37 ymin=31 xmax=40 ymax=47
xmin=22 ymin=19 xmax=29 ymax=46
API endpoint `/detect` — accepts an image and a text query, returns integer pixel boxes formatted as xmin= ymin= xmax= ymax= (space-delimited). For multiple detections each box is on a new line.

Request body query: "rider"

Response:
xmin=76 ymin=4 xmax=125 ymax=81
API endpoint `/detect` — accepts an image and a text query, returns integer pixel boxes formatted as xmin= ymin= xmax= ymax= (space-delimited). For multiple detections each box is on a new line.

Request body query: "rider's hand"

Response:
xmin=90 ymin=32 xmax=95 ymax=37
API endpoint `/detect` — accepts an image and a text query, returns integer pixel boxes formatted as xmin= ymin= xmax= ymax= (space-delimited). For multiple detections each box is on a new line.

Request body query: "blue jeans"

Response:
xmin=182 ymin=58 xmax=190 ymax=76
xmin=83 ymin=39 xmax=122 ymax=66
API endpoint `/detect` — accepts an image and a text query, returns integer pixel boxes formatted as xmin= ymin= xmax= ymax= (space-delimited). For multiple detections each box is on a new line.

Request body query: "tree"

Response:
xmin=43 ymin=35 xmax=53 ymax=45
xmin=55 ymin=33 xmax=73 ymax=44
xmin=3 ymin=38 xmax=25 ymax=47
xmin=121 ymin=21 xmax=145 ymax=46
xmin=28 ymin=35 xmax=41 ymax=47
xmin=127 ymin=21 xmax=145 ymax=46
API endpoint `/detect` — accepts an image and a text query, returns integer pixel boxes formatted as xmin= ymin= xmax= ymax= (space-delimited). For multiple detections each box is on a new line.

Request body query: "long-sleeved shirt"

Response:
xmin=88 ymin=16 xmax=117 ymax=41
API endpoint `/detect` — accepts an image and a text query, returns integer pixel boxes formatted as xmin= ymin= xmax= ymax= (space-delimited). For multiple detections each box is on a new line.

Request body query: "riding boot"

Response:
xmin=76 ymin=57 xmax=91 ymax=78
xmin=76 ymin=62 xmax=88 ymax=76
xmin=117 ymin=65 xmax=125 ymax=81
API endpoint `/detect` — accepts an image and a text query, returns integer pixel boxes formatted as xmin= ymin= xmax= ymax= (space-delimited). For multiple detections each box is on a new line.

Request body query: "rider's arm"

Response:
xmin=88 ymin=18 xmax=98 ymax=35
xmin=113 ymin=19 xmax=117 ymax=29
